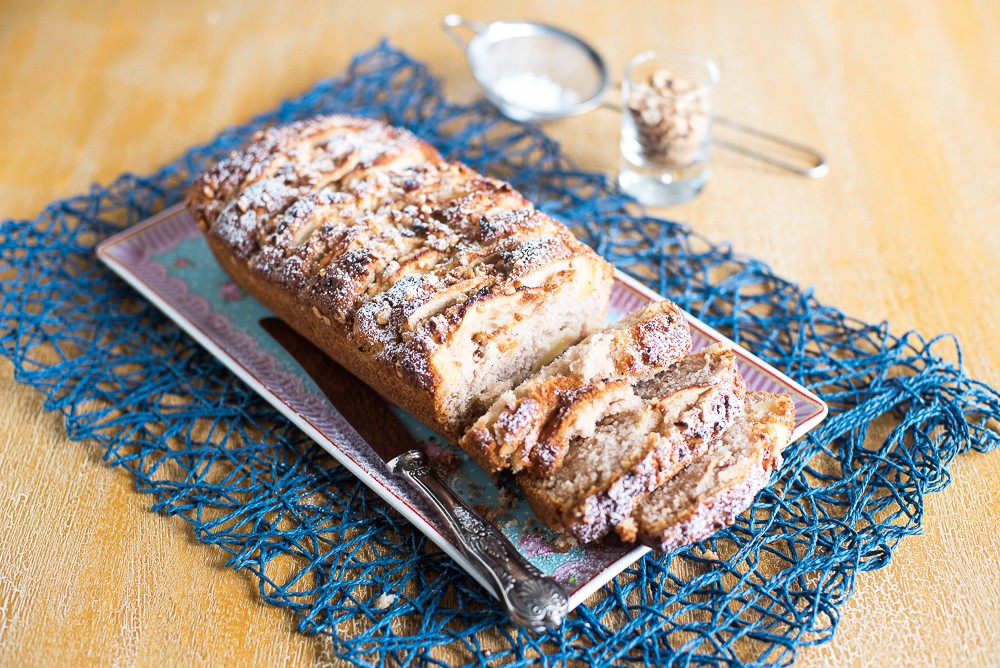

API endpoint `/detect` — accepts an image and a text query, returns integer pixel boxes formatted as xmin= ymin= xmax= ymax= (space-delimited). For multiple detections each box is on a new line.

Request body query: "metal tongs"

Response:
xmin=442 ymin=14 xmax=828 ymax=178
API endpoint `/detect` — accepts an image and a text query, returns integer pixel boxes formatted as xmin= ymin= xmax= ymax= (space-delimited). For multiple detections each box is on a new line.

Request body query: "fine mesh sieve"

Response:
xmin=443 ymin=15 xmax=609 ymax=123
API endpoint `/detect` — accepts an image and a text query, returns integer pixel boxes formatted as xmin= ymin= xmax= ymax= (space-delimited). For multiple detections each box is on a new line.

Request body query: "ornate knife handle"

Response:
xmin=388 ymin=450 xmax=568 ymax=632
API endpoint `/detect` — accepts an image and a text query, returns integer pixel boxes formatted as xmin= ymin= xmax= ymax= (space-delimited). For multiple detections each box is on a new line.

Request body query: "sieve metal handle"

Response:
xmin=712 ymin=116 xmax=828 ymax=178
xmin=601 ymin=100 xmax=828 ymax=179
xmin=442 ymin=14 xmax=487 ymax=49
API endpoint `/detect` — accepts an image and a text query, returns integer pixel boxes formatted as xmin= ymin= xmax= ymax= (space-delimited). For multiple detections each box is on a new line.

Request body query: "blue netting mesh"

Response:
xmin=1 ymin=42 xmax=997 ymax=667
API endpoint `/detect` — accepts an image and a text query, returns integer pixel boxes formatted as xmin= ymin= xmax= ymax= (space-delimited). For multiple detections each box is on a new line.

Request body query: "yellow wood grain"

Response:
xmin=1 ymin=1 xmax=998 ymax=665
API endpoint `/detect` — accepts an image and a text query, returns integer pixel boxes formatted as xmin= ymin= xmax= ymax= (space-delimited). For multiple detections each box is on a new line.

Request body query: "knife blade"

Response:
xmin=259 ymin=317 xmax=568 ymax=632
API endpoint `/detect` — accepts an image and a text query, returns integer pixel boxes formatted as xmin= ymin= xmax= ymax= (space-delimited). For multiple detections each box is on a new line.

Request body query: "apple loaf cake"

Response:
xmin=188 ymin=115 xmax=614 ymax=440
xmin=188 ymin=115 xmax=797 ymax=554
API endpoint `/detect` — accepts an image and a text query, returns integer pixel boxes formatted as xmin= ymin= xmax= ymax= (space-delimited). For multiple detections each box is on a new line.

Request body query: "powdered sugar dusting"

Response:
xmin=496 ymin=236 xmax=574 ymax=279
xmin=213 ymin=179 xmax=300 ymax=258
xmin=354 ymin=274 xmax=437 ymax=388
xmin=621 ymin=300 xmax=692 ymax=374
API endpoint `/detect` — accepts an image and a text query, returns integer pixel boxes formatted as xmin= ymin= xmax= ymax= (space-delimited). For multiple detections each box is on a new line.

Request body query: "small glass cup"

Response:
xmin=619 ymin=51 xmax=720 ymax=206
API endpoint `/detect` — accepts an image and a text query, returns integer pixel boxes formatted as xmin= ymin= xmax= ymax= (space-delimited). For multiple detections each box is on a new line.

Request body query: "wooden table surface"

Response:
xmin=2 ymin=1 xmax=998 ymax=665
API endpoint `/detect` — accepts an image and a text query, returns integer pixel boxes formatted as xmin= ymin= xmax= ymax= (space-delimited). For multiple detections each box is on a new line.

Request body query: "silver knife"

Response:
xmin=260 ymin=317 xmax=569 ymax=632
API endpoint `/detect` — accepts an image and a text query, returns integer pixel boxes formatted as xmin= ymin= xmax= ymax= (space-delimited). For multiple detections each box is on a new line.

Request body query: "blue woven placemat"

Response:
xmin=2 ymin=42 xmax=998 ymax=667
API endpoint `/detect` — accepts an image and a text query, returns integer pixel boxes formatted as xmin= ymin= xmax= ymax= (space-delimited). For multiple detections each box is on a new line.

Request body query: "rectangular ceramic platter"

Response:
xmin=97 ymin=205 xmax=828 ymax=610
